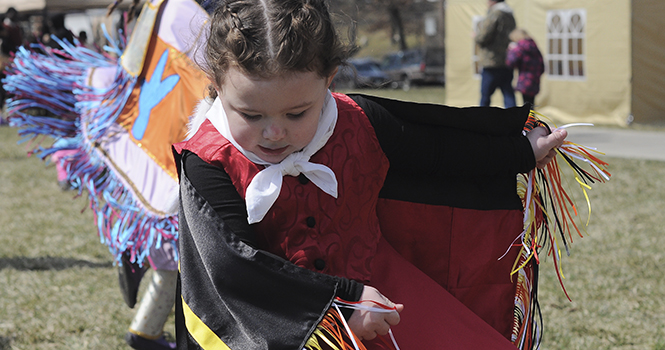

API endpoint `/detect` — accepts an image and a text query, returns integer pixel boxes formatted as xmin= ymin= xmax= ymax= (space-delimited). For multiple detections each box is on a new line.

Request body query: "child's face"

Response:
xmin=219 ymin=67 xmax=333 ymax=164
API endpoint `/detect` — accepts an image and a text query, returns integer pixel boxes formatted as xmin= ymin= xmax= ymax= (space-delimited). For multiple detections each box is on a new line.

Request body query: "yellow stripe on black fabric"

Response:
xmin=181 ymin=296 xmax=232 ymax=350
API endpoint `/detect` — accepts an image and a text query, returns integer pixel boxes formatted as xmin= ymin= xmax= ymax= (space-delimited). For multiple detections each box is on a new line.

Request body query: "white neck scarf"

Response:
xmin=206 ymin=91 xmax=338 ymax=224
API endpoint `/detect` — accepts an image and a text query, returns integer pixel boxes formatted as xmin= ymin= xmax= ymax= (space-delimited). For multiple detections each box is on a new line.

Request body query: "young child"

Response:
xmin=506 ymin=28 xmax=545 ymax=107
xmin=173 ymin=0 xmax=566 ymax=349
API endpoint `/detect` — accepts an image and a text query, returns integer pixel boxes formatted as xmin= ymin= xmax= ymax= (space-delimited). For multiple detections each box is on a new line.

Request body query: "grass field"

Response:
xmin=0 ymin=127 xmax=176 ymax=350
xmin=1 ymin=87 xmax=665 ymax=349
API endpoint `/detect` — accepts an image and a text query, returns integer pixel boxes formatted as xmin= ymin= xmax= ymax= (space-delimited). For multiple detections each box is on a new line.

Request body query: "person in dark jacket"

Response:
xmin=507 ymin=28 xmax=545 ymax=107
xmin=475 ymin=0 xmax=517 ymax=107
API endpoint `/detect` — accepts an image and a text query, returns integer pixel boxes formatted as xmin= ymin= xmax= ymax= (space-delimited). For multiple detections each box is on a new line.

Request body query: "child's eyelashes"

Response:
xmin=240 ymin=111 xmax=307 ymax=121
xmin=286 ymin=111 xmax=306 ymax=119
xmin=241 ymin=112 xmax=262 ymax=121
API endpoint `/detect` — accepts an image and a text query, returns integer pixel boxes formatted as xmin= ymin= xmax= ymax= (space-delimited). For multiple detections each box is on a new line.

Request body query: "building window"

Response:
xmin=547 ymin=9 xmax=586 ymax=79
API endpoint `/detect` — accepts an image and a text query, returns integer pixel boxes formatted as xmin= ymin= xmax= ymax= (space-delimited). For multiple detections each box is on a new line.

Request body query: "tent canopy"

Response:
xmin=445 ymin=0 xmax=633 ymax=126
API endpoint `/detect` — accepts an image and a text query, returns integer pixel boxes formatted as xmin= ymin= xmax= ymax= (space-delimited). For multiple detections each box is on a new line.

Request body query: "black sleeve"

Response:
xmin=177 ymin=170 xmax=339 ymax=350
xmin=348 ymin=94 xmax=535 ymax=210
xmin=181 ymin=150 xmax=363 ymax=310
xmin=348 ymin=94 xmax=535 ymax=178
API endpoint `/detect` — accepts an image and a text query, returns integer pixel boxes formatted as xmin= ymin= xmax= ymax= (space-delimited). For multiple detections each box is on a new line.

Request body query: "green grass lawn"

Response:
xmin=0 ymin=128 xmax=175 ymax=350
xmin=537 ymin=155 xmax=665 ymax=350
xmin=1 ymin=96 xmax=665 ymax=349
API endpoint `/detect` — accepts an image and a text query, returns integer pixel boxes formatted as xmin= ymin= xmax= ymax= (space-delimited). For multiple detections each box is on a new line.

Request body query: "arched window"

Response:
xmin=547 ymin=9 xmax=586 ymax=80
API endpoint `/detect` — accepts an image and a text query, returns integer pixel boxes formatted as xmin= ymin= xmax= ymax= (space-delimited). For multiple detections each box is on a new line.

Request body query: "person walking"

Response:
xmin=475 ymin=0 xmax=517 ymax=108
xmin=506 ymin=28 xmax=545 ymax=108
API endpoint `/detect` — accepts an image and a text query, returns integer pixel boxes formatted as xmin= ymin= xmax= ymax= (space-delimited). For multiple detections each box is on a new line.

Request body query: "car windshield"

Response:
xmin=380 ymin=55 xmax=399 ymax=69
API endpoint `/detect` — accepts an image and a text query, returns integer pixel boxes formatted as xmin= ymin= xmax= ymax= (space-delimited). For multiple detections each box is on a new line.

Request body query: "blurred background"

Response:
xmin=0 ymin=0 xmax=663 ymax=127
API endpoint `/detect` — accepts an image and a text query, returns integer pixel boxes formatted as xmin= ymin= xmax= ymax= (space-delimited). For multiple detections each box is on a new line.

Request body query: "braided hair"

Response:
xmin=201 ymin=0 xmax=352 ymax=99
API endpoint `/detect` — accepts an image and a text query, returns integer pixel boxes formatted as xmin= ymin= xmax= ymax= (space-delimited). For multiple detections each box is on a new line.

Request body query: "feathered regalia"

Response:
xmin=5 ymin=0 xmax=209 ymax=268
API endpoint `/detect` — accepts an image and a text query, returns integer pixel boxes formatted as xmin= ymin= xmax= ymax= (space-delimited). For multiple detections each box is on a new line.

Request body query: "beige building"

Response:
xmin=446 ymin=0 xmax=665 ymax=126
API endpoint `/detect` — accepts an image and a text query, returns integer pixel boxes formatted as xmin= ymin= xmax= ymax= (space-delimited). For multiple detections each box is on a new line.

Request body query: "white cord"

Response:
xmin=332 ymin=299 xmax=402 ymax=350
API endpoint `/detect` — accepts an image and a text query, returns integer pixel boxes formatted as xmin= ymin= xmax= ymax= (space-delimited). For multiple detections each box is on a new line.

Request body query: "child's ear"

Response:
xmin=206 ymin=79 xmax=221 ymax=100
xmin=326 ymin=67 xmax=339 ymax=88
xmin=208 ymin=75 xmax=222 ymax=94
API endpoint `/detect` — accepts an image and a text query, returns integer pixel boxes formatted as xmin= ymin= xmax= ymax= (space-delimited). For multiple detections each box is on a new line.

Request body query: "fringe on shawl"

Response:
xmin=3 ymin=33 xmax=178 ymax=266
xmin=510 ymin=111 xmax=611 ymax=350
xmin=305 ymin=308 xmax=368 ymax=350
xmin=511 ymin=250 xmax=542 ymax=350
xmin=305 ymin=299 xmax=402 ymax=350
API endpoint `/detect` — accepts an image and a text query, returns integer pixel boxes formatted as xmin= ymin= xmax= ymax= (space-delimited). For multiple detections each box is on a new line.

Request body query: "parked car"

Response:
xmin=332 ymin=57 xmax=392 ymax=89
xmin=380 ymin=47 xmax=445 ymax=90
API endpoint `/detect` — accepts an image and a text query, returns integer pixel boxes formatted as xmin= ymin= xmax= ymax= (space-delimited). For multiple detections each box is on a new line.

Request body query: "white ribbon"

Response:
xmin=206 ymin=91 xmax=339 ymax=224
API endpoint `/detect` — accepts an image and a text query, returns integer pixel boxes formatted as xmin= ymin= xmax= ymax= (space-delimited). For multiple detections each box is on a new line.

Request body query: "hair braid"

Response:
xmin=200 ymin=0 xmax=353 ymax=99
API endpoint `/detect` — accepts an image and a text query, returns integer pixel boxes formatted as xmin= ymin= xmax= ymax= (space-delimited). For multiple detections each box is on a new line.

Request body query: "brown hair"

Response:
xmin=201 ymin=0 xmax=353 ymax=98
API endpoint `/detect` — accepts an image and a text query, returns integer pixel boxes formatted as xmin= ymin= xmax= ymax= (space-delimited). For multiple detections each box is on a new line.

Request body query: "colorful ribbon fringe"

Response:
xmin=3 ymin=32 xmax=178 ymax=266
xmin=305 ymin=298 xmax=400 ymax=350
xmin=509 ymin=111 xmax=611 ymax=350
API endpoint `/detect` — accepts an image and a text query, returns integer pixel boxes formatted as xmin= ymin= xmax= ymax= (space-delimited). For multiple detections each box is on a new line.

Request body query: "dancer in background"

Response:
xmin=3 ymin=1 xmax=213 ymax=349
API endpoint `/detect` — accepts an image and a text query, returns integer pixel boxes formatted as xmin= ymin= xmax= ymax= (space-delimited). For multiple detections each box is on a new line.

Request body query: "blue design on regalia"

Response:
xmin=132 ymin=49 xmax=180 ymax=140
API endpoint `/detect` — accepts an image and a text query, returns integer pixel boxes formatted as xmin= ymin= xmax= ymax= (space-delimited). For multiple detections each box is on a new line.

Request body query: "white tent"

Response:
xmin=446 ymin=0 xmax=665 ymax=126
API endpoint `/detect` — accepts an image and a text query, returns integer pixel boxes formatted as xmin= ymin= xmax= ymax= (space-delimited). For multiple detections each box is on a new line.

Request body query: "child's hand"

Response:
xmin=347 ymin=286 xmax=404 ymax=341
xmin=527 ymin=126 xmax=568 ymax=169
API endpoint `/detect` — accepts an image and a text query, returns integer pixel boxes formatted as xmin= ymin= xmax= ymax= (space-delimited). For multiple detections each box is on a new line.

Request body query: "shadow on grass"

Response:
xmin=0 ymin=335 xmax=11 ymax=350
xmin=0 ymin=256 xmax=112 ymax=271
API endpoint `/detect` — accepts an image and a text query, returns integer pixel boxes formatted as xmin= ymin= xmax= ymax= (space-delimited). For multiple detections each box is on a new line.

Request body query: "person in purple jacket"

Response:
xmin=507 ymin=28 xmax=545 ymax=107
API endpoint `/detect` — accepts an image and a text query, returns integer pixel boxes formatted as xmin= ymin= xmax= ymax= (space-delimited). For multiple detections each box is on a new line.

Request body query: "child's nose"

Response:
xmin=263 ymin=122 xmax=285 ymax=141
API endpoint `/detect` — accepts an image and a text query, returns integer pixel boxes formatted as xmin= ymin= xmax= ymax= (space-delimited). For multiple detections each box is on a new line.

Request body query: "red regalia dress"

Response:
xmin=173 ymin=93 xmax=536 ymax=350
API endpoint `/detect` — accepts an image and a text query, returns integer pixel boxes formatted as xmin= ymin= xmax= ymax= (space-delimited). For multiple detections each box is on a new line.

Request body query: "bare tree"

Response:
xmin=384 ymin=0 xmax=408 ymax=50
xmin=330 ymin=0 xmax=442 ymax=52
